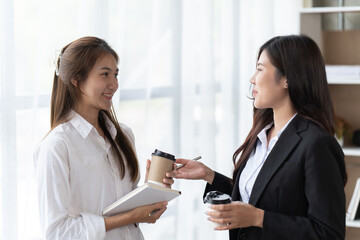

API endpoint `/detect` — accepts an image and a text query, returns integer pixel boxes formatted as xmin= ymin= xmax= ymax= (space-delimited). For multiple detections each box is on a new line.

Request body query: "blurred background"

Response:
xmin=5 ymin=0 xmax=359 ymax=239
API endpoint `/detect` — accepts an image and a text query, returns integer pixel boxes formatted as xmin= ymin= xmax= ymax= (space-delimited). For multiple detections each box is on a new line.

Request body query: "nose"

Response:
xmin=250 ymin=73 xmax=256 ymax=84
xmin=109 ymin=75 xmax=119 ymax=91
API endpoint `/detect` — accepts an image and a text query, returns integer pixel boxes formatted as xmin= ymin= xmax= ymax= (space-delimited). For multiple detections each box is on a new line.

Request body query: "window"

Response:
xmin=1 ymin=0 xmax=301 ymax=239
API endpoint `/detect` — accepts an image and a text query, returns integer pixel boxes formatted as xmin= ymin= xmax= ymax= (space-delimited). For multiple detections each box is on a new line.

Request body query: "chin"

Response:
xmin=100 ymin=104 xmax=112 ymax=111
xmin=254 ymin=103 xmax=267 ymax=110
xmin=253 ymin=101 xmax=261 ymax=109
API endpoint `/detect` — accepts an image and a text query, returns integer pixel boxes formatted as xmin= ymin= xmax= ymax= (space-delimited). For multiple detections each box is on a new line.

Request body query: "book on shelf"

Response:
xmin=325 ymin=65 xmax=360 ymax=80
xmin=347 ymin=177 xmax=360 ymax=221
xmin=102 ymin=182 xmax=181 ymax=216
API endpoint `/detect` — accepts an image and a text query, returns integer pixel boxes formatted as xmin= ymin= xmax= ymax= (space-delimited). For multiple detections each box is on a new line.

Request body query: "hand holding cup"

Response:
xmin=147 ymin=149 xmax=175 ymax=188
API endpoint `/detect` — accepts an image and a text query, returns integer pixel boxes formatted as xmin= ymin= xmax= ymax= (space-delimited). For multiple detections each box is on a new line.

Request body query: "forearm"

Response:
xmin=104 ymin=211 xmax=136 ymax=231
xmin=203 ymin=171 xmax=233 ymax=200
xmin=42 ymin=213 xmax=106 ymax=240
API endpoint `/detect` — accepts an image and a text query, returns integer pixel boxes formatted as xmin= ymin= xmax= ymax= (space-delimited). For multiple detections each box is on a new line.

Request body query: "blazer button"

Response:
xmin=239 ymin=232 xmax=247 ymax=240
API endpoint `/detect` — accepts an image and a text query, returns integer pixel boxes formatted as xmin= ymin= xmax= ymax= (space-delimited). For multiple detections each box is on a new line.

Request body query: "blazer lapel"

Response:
xmin=248 ymin=115 xmax=307 ymax=206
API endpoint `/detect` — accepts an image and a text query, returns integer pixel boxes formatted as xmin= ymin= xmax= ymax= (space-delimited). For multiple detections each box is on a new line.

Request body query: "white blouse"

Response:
xmin=34 ymin=111 xmax=144 ymax=240
xmin=239 ymin=114 xmax=297 ymax=203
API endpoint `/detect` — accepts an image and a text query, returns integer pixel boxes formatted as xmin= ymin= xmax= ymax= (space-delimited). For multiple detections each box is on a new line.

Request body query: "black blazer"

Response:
xmin=204 ymin=115 xmax=346 ymax=240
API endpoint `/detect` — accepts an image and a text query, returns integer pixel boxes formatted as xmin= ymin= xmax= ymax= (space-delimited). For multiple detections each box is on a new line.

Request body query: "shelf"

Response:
xmin=301 ymin=6 xmax=360 ymax=14
xmin=343 ymin=147 xmax=360 ymax=157
xmin=328 ymin=78 xmax=360 ymax=85
xmin=326 ymin=65 xmax=360 ymax=84
xmin=346 ymin=219 xmax=360 ymax=228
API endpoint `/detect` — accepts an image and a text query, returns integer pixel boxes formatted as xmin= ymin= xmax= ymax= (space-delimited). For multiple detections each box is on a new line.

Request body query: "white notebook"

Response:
xmin=102 ymin=182 xmax=181 ymax=216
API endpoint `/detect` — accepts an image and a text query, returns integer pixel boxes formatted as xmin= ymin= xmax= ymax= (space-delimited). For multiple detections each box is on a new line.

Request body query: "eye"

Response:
xmin=101 ymin=72 xmax=109 ymax=77
xmin=114 ymin=73 xmax=118 ymax=78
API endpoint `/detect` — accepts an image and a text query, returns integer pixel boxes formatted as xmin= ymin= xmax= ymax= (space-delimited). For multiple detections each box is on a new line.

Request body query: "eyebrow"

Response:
xmin=99 ymin=67 xmax=119 ymax=72
xmin=257 ymin=63 xmax=265 ymax=67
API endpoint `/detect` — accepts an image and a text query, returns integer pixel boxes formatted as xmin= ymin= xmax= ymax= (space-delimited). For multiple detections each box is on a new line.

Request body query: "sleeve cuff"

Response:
xmin=203 ymin=171 xmax=233 ymax=200
xmin=82 ymin=213 xmax=106 ymax=240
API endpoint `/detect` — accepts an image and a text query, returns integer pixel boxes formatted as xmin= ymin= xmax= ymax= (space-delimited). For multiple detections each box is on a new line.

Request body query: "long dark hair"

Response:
xmin=233 ymin=35 xmax=336 ymax=181
xmin=50 ymin=36 xmax=139 ymax=182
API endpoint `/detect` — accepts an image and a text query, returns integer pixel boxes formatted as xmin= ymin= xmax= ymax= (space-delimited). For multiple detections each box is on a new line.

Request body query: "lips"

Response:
xmin=103 ymin=93 xmax=114 ymax=100
xmin=252 ymin=90 xmax=258 ymax=97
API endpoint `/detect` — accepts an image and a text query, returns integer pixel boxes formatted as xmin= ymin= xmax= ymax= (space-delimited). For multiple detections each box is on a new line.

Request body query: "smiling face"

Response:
xmin=76 ymin=54 xmax=119 ymax=115
xmin=250 ymin=50 xmax=288 ymax=110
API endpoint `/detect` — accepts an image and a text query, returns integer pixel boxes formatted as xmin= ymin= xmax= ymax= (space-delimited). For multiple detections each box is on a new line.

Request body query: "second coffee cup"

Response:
xmin=204 ymin=191 xmax=232 ymax=229
xmin=148 ymin=149 xmax=175 ymax=186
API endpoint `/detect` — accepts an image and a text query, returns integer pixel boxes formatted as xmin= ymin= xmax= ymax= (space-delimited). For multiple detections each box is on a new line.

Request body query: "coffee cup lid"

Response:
xmin=204 ymin=191 xmax=231 ymax=204
xmin=152 ymin=149 xmax=175 ymax=161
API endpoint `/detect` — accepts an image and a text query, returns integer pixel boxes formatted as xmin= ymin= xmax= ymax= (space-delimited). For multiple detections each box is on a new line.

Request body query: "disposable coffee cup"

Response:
xmin=147 ymin=149 xmax=175 ymax=186
xmin=204 ymin=191 xmax=232 ymax=229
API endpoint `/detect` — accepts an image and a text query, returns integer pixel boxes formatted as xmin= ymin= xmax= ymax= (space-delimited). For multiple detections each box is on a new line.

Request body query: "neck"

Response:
xmin=272 ymin=103 xmax=297 ymax=133
xmin=73 ymin=105 xmax=100 ymax=129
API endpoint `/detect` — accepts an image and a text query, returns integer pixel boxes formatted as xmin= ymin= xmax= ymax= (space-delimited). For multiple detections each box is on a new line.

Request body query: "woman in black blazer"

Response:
xmin=168 ymin=35 xmax=347 ymax=239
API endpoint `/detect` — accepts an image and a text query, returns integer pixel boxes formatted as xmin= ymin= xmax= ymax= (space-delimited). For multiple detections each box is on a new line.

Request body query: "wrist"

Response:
xmin=254 ymin=208 xmax=264 ymax=228
xmin=204 ymin=168 xmax=215 ymax=184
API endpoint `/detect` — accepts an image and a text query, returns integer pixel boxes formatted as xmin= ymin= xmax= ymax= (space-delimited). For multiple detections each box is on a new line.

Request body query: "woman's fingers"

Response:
xmin=162 ymin=176 xmax=174 ymax=188
xmin=149 ymin=205 xmax=167 ymax=218
xmin=208 ymin=216 xmax=232 ymax=225
xmin=214 ymin=223 xmax=233 ymax=231
xmin=145 ymin=202 xmax=168 ymax=223
xmin=146 ymin=159 xmax=151 ymax=171
xmin=144 ymin=159 xmax=151 ymax=182
xmin=175 ymin=158 xmax=189 ymax=165
xmin=210 ymin=203 xmax=233 ymax=211
xmin=204 ymin=202 xmax=263 ymax=229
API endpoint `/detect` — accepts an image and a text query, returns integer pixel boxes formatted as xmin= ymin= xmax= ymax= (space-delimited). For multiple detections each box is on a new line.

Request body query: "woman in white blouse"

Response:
xmin=34 ymin=36 xmax=172 ymax=239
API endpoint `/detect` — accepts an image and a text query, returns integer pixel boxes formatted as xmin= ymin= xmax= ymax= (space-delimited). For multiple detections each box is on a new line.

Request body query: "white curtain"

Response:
xmin=0 ymin=0 xmax=301 ymax=239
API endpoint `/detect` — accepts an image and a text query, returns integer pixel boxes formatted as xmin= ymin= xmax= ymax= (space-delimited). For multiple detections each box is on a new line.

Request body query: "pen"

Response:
xmin=176 ymin=156 xmax=202 ymax=170
xmin=148 ymin=209 xmax=160 ymax=217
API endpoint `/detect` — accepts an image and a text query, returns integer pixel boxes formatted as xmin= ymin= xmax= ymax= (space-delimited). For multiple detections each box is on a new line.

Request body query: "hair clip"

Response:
xmin=55 ymin=50 xmax=62 ymax=77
